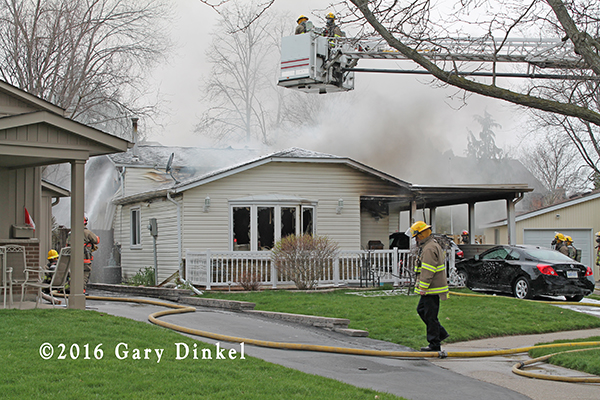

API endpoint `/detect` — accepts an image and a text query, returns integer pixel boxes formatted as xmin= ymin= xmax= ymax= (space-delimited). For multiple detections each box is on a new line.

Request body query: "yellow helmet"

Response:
xmin=554 ymin=232 xmax=565 ymax=242
xmin=47 ymin=249 xmax=59 ymax=260
xmin=407 ymin=221 xmax=431 ymax=237
xmin=326 ymin=12 xmax=335 ymax=20
xmin=565 ymin=236 xmax=573 ymax=243
xmin=596 ymin=231 xmax=600 ymax=237
xmin=297 ymin=15 xmax=308 ymax=23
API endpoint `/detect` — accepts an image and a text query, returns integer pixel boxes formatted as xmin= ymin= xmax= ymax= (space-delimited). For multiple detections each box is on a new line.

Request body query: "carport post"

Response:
xmin=430 ymin=207 xmax=437 ymax=232
xmin=69 ymin=160 xmax=86 ymax=309
xmin=506 ymin=198 xmax=516 ymax=246
xmin=468 ymin=203 xmax=475 ymax=244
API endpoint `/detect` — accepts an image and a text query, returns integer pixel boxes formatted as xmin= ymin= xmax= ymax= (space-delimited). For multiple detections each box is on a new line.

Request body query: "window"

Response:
xmin=231 ymin=202 xmax=316 ymax=251
xmin=130 ymin=207 xmax=141 ymax=248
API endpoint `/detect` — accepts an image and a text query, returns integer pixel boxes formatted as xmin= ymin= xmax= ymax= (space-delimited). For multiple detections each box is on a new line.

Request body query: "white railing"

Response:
xmin=185 ymin=248 xmax=427 ymax=290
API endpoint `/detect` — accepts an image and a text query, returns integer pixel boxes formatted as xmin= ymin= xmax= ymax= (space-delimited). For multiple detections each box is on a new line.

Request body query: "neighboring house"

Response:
xmin=0 ymin=79 xmax=131 ymax=308
xmin=112 ymin=147 xmax=532 ymax=284
xmin=483 ymin=190 xmax=600 ymax=278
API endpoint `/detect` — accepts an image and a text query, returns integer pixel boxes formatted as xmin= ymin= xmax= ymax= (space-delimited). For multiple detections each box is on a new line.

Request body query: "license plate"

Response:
xmin=566 ymin=271 xmax=578 ymax=278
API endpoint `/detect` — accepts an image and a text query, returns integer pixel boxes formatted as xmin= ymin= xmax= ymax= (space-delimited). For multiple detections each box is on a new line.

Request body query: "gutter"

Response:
xmin=166 ymin=191 xmax=203 ymax=296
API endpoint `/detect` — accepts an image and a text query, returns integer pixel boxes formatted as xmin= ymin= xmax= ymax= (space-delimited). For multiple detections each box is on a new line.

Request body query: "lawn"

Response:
xmin=529 ymin=336 xmax=600 ymax=376
xmin=0 ymin=309 xmax=404 ymax=400
xmin=199 ymin=289 xmax=600 ymax=350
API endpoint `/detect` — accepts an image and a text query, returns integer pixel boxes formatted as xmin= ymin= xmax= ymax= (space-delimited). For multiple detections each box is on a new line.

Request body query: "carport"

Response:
xmin=367 ymin=183 xmax=533 ymax=245
xmin=0 ymin=80 xmax=131 ymax=309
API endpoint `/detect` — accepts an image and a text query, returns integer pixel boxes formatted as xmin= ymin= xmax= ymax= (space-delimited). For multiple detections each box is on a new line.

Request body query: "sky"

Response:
xmin=145 ymin=0 xmax=529 ymax=181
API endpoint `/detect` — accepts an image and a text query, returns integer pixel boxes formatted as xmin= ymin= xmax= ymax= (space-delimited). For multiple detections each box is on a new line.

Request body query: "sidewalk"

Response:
xmin=432 ymin=329 xmax=600 ymax=400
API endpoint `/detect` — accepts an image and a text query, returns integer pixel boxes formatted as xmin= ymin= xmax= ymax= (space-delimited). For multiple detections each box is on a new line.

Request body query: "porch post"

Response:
xmin=430 ymin=207 xmax=437 ymax=232
xmin=468 ymin=203 xmax=475 ymax=244
xmin=506 ymin=199 xmax=516 ymax=245
xmin=205 ymin=250 xmax=211 ymax=290
xmin=333 ymin=257 xmax=340 ymax=287
xmin=410 ymin=200 xmax=417 ymax=224
xmin=271 ymin=258 xmax=277 ymax=289
xmin=392 ymin=248 xmax=399 ymax=287
xmin=69 ymin=160 xmax=86 ymax=310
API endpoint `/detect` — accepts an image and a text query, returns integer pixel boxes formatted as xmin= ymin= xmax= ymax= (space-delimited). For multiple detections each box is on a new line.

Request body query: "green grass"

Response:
xmin=528 ymin=336 xmax=600 ymax=376
xmin=200 ymin=289 xmax=600 ymax=350
xmin=0 ymin=309 xmax=404 ymax=400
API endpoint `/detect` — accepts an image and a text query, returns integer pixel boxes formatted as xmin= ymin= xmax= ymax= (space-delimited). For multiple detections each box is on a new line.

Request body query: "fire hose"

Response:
xmin=78 ymin=293 xmax=600 ymax=383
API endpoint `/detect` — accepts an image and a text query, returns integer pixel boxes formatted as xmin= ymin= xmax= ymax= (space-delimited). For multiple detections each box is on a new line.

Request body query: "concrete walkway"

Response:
xmin=81 ymin=292 xmax=543 ymax=400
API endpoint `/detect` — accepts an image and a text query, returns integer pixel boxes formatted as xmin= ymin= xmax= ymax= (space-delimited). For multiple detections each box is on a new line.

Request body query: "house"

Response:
xmin=112 ymin=147 xmax=532 ymax=286
xmin=0 ymin=79 xmax=131 ymax=308
xmin=483 ymin=190 xmax=600 ymax=278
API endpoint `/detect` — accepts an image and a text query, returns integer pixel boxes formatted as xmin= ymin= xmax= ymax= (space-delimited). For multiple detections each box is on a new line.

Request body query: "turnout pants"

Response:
xmin=417 ymin=294 xmax=447 ymax=348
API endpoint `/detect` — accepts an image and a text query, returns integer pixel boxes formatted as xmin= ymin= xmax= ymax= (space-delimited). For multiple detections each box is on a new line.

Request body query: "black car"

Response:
xmin=456 ymin=245 xmax=594 ymax=301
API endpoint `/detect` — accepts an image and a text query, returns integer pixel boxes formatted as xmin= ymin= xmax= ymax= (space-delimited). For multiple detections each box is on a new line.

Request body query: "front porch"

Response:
xmin=185 ymin=248 xmax=462 ymax=290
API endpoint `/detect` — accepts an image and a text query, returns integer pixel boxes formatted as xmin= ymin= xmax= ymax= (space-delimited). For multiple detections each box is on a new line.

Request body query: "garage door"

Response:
xmin=523 ymin=228 xmax=593 ymax=267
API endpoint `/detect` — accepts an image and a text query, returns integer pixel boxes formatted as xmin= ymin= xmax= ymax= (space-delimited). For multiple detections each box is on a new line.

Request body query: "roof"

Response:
xmin=484 ymin=189 xmax=600 ymax=228
xmin=113 ymin=146 xmax=532 ymax=208
xmin=41 ymin=179 xmax=70 ymax=198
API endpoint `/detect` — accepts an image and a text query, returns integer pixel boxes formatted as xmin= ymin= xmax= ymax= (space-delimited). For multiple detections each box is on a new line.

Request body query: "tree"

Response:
xmin=466 ymin=111 xmax=504 ymax=160
xmin=196 ymin=0 xmax=281 ymax=144
xmin=519 ymin=131 xmax=590 ymax=206
xmin=0 ymin=0 xmax=171 ymax=138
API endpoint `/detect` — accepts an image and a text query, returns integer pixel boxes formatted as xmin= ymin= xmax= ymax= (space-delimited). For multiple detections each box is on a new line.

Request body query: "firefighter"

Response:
xmin=295 ymin=15 xmax=312 ymax=35
xmin=406 ymin=221 xmax=449 ymax=352
xmin=553 ymin=232 xmax=569 ymax=256
xmin=461 ymin=230 xmax=469 ymax=245
xmin=83 ymin=215 xmax=99 ymax=292
xmin=42 ymin=250 xmax=59 ymax=291
xmin=595 ymin=231 xmax=600 ymax=270
xmin=564 ymin=236 xmax=577 ymax=260
xmin=324 ymin=12 xmax=345 ymax=38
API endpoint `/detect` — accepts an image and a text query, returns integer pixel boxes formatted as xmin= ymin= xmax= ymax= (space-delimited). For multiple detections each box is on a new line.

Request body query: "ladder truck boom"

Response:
xmin=278 ymin=33 xmax=589 ymax=94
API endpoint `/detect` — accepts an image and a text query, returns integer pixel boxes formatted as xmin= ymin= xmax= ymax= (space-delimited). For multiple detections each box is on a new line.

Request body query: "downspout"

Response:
xmin=51 ymin=197 xmax=60 ymax=207
xmin=167 ymin=191 xmax=203 ymax=296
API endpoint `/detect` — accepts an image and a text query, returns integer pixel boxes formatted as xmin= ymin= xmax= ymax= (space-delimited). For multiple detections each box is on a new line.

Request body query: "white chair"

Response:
xmin=4 ymin=245 xmax=27 ymax=287
xmin=20 ymin=247 xmax=71 ymax=308
xmin=0 ymin=247 xmax=14 ymax=308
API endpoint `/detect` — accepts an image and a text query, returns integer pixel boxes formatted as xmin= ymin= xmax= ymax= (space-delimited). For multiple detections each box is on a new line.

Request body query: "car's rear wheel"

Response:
xmin=456 ymin=270 xmax=468 ymax=287
xmin=565 ymin=295 xmax=584 ymax=302
xmin=513 ymin=277 xmax=532 ymax=299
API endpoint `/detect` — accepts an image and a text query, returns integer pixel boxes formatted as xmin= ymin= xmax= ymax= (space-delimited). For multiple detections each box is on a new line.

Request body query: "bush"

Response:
xmin=271 ymin=234 xmax=339 ymax=290
xmin=238 ymin=271 xmax=262 ymax=291
xmin=126 ymin=267 xmax=155 ymax=286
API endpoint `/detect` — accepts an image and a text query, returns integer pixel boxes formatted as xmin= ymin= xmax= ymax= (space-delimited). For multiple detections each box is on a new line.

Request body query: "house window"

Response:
xmin=233 ymin=207 xmax=251 ymax=251
xmin=231 ymin=202 xmax=316 ymax=251
xmin=130 ymin=207 xmax=141 ymax=248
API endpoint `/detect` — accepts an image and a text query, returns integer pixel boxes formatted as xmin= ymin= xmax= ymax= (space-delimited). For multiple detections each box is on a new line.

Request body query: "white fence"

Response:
xmin=185 ymin=248 xmax=436 ymax=290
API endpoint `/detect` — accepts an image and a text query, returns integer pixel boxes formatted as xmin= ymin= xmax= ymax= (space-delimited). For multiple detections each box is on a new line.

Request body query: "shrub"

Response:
xmin=238 ymin=271 xmax=262 ymax=291
xmin=271 ymin=234 xmax=339 ymax=290
xmin=126 ymin=267 xmax=155 ymax=286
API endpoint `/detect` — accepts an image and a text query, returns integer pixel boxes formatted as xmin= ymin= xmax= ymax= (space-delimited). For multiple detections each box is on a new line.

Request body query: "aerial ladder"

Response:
xmin=278 ymin=33 xmax=593 ymax=94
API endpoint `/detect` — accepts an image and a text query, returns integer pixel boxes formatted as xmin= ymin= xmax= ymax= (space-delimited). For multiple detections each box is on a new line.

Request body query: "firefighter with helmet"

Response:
xmin=83 ymin=215 xmax=99 ymax=292
xmin=461 ymin=230 xmax=469 ymax=244
xmin=552 ymin=232 xmax=569 ymax=256
xmin=295 ymin=15 xmax=312 ymax=35
xmin=564 ymin=236 xmax=577 ymax=260
xmin=406 ymin=221 xmax=449 ymax=352
xmin=324 ymin=12 xmax=345 ymax=37
xmin=42 ymin=249 xmax=59 ymax=290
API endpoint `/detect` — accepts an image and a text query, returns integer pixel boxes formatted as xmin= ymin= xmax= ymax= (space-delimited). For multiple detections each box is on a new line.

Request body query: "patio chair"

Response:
xmin=20 ymin=247 xmax=71 ymax=308
xmin=1 ymin=247 xmax=14 ymax=308
xmin=5 ymin=244 xmax=27 ymax=286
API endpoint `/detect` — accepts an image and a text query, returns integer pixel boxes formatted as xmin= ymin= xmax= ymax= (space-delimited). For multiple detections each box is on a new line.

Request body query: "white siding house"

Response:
xmin=114 ymin=148 xmax=413 ymax=281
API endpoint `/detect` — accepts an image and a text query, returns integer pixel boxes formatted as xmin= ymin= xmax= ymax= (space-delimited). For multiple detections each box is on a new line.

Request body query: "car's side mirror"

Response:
xmin=474 ymin=254 xmax=479 ymax=261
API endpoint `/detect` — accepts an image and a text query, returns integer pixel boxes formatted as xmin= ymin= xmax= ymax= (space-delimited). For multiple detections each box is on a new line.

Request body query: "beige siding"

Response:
xmin=122 ymin=167 xmax=170 ymax=197
xmin=116 ymin=198 xmax=180 ymax=281
xmin=0 ymin=91 xmax=37 ymax=116
xmin=182 ymin=162 xmax=403 ymax=252
xmin=360 ymin=209 xmax=390 ymax=249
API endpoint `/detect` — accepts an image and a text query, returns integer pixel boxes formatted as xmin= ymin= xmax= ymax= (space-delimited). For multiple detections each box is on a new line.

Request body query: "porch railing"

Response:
xmin=185 ymin=248 xmax=462 ymax=290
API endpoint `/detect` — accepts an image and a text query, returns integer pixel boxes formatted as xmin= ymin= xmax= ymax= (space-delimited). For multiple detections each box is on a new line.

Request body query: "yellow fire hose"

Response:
xmin=78 ymin=292 xmax=600 ymax=383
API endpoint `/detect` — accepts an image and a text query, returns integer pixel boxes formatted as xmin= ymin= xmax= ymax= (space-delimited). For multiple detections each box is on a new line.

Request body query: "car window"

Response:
xmin=523 ymin=248 xmax=573 ymax=262
xmin=481 ymin=248 xmax=509 ymax=260
xmin=505 ymin=249 xmax=521 ymax=260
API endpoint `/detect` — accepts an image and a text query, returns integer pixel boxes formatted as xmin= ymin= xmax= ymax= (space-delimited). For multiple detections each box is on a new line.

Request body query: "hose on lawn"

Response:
xmin=81 ymin=293 xmax=600 ymax=383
